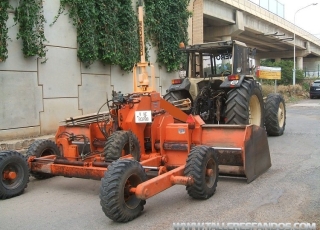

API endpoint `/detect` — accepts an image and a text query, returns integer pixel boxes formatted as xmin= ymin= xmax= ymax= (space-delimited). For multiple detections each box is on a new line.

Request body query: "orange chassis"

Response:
xmin=28 ymin=90 xmax=271 ymax=200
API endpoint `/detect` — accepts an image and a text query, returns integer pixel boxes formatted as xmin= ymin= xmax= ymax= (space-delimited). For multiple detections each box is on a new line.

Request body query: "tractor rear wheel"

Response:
xmin=265 ymin=93 xmax=286 ymax=136
xmin=184 ymin=146 xmax=219 ymax=199
xmin=26 ymin=139 xmax=60 ymax=179
xmin=0 ymin=151 xmax=29 ymax=199
xmin=100 ymin=159 xmax=147 ymax=222
xmin=225 ymin=79 xmax=264 ymax=127
xmin=104 ymin=131 xmax=140 ymax=161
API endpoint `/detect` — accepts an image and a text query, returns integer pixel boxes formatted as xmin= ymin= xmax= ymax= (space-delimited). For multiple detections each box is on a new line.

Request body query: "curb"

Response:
xmin=0 ymin=135 xmax=55 ymax=155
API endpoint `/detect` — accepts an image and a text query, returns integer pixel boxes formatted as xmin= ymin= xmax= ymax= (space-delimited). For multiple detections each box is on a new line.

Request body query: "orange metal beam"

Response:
xmin=31 ymin=162 xmax=107 ymax=180
xmin=135 ymin=165 xmax=192 ymax=200
xmin=159 ymin=98 xmax=188 ymax=122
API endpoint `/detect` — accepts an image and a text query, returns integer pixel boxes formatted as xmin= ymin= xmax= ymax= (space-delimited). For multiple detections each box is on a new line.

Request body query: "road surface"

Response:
xmin=1 ymin=99 xmax=319 ymax=230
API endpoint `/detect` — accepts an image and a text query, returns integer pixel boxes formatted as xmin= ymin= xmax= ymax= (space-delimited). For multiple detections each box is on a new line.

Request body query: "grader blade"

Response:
xmin=201 ymin=124 xmax=271 ymax=183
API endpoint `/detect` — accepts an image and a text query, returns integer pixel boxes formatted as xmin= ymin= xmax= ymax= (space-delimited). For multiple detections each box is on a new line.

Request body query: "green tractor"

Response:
xmin=164 ymin=40 xmax=285 ymax=136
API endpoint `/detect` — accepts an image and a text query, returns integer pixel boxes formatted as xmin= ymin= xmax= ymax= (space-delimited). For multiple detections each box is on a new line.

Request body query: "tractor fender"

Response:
xmin=166 ymin=78 xmax=191 ymax=92
xmin=220 ymin=75 xmax=254 ymax=88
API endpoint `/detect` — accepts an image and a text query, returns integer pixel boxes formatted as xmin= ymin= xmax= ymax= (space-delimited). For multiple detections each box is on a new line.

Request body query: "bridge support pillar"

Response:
xmin=193 ymin=0 xmax=204 ymax=44
xmin=255 ymin=57 xmax=261 ymax=66
xmin=297 ymin=56 xmax=303 ymax=70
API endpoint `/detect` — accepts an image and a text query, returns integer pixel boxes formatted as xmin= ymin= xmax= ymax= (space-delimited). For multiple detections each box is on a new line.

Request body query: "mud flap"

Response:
xmin=201 ymin=124 xmax=271 ymax=183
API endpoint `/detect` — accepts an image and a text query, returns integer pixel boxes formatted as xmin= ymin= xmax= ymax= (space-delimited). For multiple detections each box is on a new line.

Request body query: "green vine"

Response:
xmin=14 ymin=0 xmax=47 ymax=61
xmin=116 ymin=0 xmax=139 ymax=71
xmin=52 ymin=0 xmax=139 ymax=70
xmin=0 ymin=0 xmax=11 ymax=62
xmin=144 ymin=0 xmax=191 ymax=72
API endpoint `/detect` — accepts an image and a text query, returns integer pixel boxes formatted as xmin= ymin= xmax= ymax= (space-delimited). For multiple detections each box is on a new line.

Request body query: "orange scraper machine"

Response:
xmin=0 ymin=4 xmax=271 ymax=223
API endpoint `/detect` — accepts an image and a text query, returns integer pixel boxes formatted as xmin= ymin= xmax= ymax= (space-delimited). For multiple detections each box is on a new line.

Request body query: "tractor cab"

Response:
xmin=181 ymin=40 xmax=256 ymax=79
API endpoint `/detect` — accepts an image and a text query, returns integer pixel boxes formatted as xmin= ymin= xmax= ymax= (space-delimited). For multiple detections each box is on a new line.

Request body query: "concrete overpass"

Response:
xmin=190 ymin=0 xmax=320 ymax=69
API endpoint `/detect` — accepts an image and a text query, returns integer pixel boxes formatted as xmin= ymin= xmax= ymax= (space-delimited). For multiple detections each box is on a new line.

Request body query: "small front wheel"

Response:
xmin=0 ymin=151 xmax=29 ymax=199
xmin=184 ymin=146 xmax=219 ymax=199
xmin=100 ymin=159 xmax=147 ymax=222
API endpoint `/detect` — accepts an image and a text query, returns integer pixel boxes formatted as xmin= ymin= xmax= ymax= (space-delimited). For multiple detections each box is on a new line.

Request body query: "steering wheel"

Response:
xmin=220 ymin=70 xmax=231 ymax=76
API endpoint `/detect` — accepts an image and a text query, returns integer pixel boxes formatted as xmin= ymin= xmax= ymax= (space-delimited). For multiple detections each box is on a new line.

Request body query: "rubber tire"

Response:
xmin=184 ymin=146 xmax=219 ymax=199
xmin=225 ymin=79 xmax=264 ymax=127
xmin=0 ymin=151 xmax=29 ymax=199
xmin=265 ymin=93 xmax=286 ymax=136
xmin=26 ymin=139 xmax=60 ymax=179
xmin=100 ymin=159 xmax=147 ymax=222
xmin=164 ymin=90 xmax=193 ymax=114
xmin=104 ymin=131 xmax=140 ymax=161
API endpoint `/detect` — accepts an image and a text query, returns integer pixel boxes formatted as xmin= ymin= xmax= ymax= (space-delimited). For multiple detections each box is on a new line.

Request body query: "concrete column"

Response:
xmin=192 ymin=0 xmax=203 ymax=44
xmin=275 ymin=57 xmax=281 ymax=62
xmin=297 ymin=57 xmax=303 ymax=70
xmin=255 ymin=57 xmax=261 ymax=66
xmin=187 ymin=0 xmax=195 ymax=45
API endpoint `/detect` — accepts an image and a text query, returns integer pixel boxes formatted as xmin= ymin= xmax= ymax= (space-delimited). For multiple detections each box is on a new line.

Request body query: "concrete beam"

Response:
xmin=236 ymin=34 xmax=287 ymax=51
xmin=204 ymin=10 xmax=244 ymax=40
xmin=203 ymin=0 xmax=234 ymax=24
xmin=257 ymin=50 xmax=310 ymax=59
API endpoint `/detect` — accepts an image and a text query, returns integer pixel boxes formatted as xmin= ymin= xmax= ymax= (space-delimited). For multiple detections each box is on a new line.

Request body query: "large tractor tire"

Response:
xmin=26 ymin=139 xmax=60 ymax=179
xmin=265 ymin=93 xmax=286 ymax=136
xmin=0 ymin=151 xmax=29 ymax=199
xmin=100 ymin=159 xmax=147 ymax=222
xmin=164 ymin=90 xmax=193 ymax=114
xmin=103 ymin=131 xmax=140 ymax=161
xmin=184 ymin=146 xmax=219 ymax=199
xmin=225 ymin=79 xmax=264 ymax=127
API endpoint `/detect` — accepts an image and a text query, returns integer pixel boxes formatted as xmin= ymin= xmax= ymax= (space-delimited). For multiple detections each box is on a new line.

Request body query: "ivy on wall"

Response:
xmin=0 ymin=0 xmax=11 ymax=62
xmin=1 ymin=0 xmax=191 ymax=72
xmin=14 ymin=0 xmax=47 ymax=61
xmin=144 ymin=0 xmax=191 ymax=72
xmin=53 ymin=0 xmax=139 ymax=71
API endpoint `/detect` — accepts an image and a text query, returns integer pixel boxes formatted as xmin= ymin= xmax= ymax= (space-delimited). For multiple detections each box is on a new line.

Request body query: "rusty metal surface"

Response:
xmin=244 ymin=125 xmax=271 ymax=183
xmin=217 ymin=149 xmax=243 ymax=166
xmin=30 ymin=162 xmax=106 ymax=180
xmin=163 ymin=142 xmax=189 ymax=151
xmin=135 ymin=165 xmax=185 ymax=200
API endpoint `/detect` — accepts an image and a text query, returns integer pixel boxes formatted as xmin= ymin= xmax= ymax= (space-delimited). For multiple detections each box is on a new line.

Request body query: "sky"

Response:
xmin=250 ymin=0 xmax=320 ymax=39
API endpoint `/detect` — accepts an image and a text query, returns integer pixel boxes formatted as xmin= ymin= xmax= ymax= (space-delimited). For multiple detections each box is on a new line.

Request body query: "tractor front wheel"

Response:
xmin=184 ymin=146 xmax=219 ymax=199
xmin=100 ymin=159 xmax=147 ymax=222
xmin=0 ymin=151 xmax=29 ymax=199
xmin=104 ymin=131 xmax=140 ymax=161
xmin=265 ymin=93 xmax=286 ymax=136
xmin=26 ymin=139 xmax=60 ymax=179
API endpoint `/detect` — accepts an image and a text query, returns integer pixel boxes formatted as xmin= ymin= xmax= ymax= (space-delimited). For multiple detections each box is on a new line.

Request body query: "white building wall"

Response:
xmin=0 ymin=0 xmax=178 ymax=140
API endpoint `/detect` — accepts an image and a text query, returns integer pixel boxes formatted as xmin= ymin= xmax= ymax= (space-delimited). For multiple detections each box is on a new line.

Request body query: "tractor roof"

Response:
xmin=182 ymin=40 xmax=247 ymax=53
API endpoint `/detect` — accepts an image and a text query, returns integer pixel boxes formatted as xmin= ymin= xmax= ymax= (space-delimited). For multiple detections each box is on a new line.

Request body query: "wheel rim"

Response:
xmin=249 ymin=95 xmax=262 ymax=126
xmin=205 ymin=158 xmax=217 ymax=188
xmin=2 ymin=162 xmax=24 ymax=190
xmin=123 ymin=174 xmax=142 ymax=209
xmin=41 ymin=148 xmax=56 ymax=157
xmin=278 ymin=102 xmax=285 ymax=128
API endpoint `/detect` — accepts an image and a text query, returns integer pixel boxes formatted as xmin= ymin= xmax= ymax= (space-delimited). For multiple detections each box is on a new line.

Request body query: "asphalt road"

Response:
xmin=1 ymin=99 xmax=320 ymax=230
